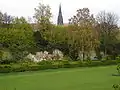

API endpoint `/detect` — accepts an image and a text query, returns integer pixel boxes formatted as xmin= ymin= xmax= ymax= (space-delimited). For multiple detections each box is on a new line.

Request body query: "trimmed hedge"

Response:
xmin=0 ymin=60 xmax=118 ymax=73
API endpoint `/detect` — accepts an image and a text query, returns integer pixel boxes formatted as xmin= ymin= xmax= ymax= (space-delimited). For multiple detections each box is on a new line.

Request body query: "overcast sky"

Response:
xmin=0 ymin=0 xmax=120 ymax=24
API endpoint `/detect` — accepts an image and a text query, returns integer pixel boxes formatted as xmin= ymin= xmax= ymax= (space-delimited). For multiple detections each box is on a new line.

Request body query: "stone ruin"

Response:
xmin=26 ymin=49 xmax=63 ymax=62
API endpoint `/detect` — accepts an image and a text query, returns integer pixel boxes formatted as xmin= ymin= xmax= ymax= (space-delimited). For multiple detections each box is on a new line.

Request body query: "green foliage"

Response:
xmin=0 ymin=50 xmax=3 ymax=60
xmin=116 ymin=56 xmax=120 ymax=60
xmin=0 ymin=49 xmax=13 ymax=64
xmin=96 ymin=11 xmax=119 ymax=57
xmin=68 ymin=8 xmax=100 ymax=60
xmin=113 ymin=64 xmax=120 ymax=90
xmin=0 ymin=60 xmax=117 ymax=73
xmin=68 ymin=46 xmax=79 ymax=60
xmin=0 ymin=3 xmax=120 ymax=65
xmin=33 ymin=6 xmax=120 ymax=61
xmin=86 ymin=59 xmax=92 ymax=65
xmin=34 ymin=2 xmax=52 ymax=33
xmin=116 ymin=56 xmax=120 ymax=63
xmin=33 ymin=31 xmax=50 ymax=52
xmin=44 ymin=25 xmax=68 ymax=43
xmin=0 ymin=21 xmax=35 ymax=60
xmin=117 ymin=64 xmax=120 ymax=74
xmin=0 ymin=65 xmax=12 ymax=73
xmin=37 ymin=60 xmax=53 ymax=65
xmin=44 ymin=25 xmax=78 ymax=60
xmin=61 ymin=60 xmax=70 ymax=68
xmin=0 ymin=11 xmax=13 ymax=25
xmin=113 ymin=84 xmax=120 ymax=90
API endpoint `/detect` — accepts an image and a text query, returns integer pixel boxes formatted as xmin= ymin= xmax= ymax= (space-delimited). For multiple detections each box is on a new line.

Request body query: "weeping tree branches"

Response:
xmin=68 ymin=8 xmax=99 ymax=60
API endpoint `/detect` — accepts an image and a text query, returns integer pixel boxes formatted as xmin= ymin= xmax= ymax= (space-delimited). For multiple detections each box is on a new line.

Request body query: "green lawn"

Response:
xmin=0 ymin=66 xmax=120 ymax=90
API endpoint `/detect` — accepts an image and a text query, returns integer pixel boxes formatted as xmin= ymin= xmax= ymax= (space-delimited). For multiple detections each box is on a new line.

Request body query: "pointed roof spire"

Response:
xmin=57 ymin=3 xmax=63 ymax=25
xmin=59 ymin=3 xmax=62 ymax=13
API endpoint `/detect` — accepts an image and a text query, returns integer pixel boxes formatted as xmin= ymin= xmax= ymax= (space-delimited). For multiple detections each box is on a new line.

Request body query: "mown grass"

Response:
xmin=0 ymin=65 xmax=119 ymax=90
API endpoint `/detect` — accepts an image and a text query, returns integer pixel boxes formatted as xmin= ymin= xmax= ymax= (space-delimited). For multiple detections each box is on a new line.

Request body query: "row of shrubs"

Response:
xmin=0 ymin=60 xmax=118 ymax=73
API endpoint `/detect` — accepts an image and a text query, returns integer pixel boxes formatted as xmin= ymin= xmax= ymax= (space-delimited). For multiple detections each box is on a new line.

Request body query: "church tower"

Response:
xmin=57 ymin=4 xmax=63 ymax=25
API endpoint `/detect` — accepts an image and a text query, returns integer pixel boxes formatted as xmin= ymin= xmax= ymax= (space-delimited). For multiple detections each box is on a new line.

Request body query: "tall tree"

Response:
xmin=11 ymin=16 xmax=32 ymax=30
xmin=0 ymin=11 xmax=3 ymax=24
xmin=34 ymin=2 xmax=52 ymax=33
xmin=3 ymin=13 xmax=12 ymax=24
xmin=12 ymin=16 xmax=27 ymax=24
xmin=96 ymin=11 xmax=119 ymax=57
xmin=69 ymin=8 xmax=99 ymax=60
xmin=33 ymin=2 xmax=53 ymax=52
xmin=0 ymin=12 xmax=13 ymax=28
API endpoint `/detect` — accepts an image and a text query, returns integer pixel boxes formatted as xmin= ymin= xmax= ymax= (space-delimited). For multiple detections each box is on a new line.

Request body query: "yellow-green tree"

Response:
xmin=69 ymin=8 xmax=99 ymax=60
xmin=34 ymin=2 xmax=52 ymax=34
xmin=0 ymin=17 xmax=35 ymax=61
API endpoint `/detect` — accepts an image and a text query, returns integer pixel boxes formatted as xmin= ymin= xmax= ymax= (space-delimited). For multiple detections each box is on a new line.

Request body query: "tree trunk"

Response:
xmin=83 ymin=52 xmax=85 ymax=61
xmin=104 ymin=46 xmax=107 ymax=57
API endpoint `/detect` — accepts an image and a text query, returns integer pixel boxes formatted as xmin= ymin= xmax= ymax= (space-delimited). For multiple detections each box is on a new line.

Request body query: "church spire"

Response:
xmin=57 ymin=3 xmax=63 ymax=25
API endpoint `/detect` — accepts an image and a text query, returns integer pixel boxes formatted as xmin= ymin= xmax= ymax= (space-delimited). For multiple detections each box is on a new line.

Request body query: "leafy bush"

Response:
xmin=61 ymin=60 xmax=71 ymax=68
xmin=85 ymin=61 xmax=101 ymax=67
xmin=102 ymin=60 xmax=117 ymax=65
xmin=116 ymin=56 xmax=120 ymax=60
xmin=113 ymin=84 xmax=120 ymax=90
xmin=85 ymin=59 xmax=92 ymax=66
xmin=116 ymin=56 xmax=120 ymax=63
xmin=0 ymin=50 xmax=13 ymax=64
xmin=37 ymin=60 xmax=53 ymax=65
xmin=117 ymin=64 xmax=120 ymax=75
xmin=62 ymin=60 xmax=70 ymax=65
xmin=0 ymin=60 xmax=118 ymax=73
xmin=0 ymin=25 xmax=35 ymax=61
xmin=0 ymin=65 xmax=12 ymax=73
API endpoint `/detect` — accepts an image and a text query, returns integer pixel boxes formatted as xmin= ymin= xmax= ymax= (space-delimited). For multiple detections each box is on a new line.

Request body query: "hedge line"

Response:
xmin=0 ymin=60 xmax=118 ymax=73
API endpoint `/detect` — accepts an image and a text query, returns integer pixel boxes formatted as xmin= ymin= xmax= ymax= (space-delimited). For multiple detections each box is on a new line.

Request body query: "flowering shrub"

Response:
xmin=26 ymin=49 xmax=64 ymax=62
